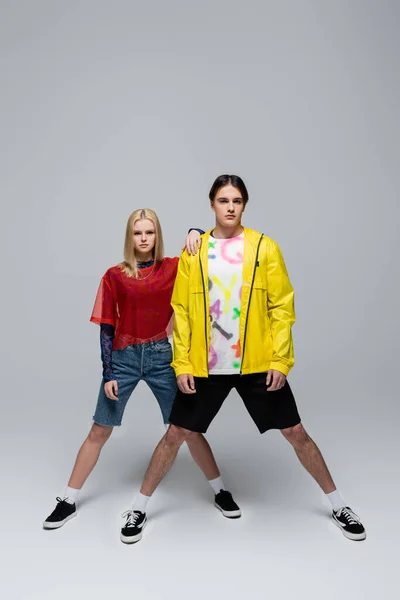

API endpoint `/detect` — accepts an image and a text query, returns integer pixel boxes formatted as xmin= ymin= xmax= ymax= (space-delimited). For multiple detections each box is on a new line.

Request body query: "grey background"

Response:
xmin=1 ymin=1 xmax=399 ymax=599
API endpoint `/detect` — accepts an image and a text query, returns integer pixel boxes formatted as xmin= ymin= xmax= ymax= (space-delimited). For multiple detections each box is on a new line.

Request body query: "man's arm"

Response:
xmin=266 ymin=239 xmax=296 ymax=377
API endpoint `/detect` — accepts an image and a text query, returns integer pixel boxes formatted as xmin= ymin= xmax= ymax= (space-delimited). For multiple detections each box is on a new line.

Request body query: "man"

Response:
xmin=120 ymin=174 xmax=366 ymax=544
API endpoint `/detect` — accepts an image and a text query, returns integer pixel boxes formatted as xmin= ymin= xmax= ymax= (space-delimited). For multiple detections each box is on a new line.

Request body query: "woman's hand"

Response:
xmin=183 ymin=230 xmax=202 ymax=255
xmin=104 ymin=380 xmax=119 ymax=401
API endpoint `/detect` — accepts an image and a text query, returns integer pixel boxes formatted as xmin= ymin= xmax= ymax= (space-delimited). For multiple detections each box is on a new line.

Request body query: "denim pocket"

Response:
xmin=154 ymin=339 xmax=172 ymax=353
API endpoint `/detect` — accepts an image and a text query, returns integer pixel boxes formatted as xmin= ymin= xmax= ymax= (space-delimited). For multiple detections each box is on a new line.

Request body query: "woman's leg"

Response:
xmin=68 ymin=423 xmax=113 ymax=489
xmin=69 ymin=347 xmax=140 ymax=490
xmin=68 ymin=348 xmax=140 ymax=490
xmin=43 ymin=423 xmax=114 ymax=529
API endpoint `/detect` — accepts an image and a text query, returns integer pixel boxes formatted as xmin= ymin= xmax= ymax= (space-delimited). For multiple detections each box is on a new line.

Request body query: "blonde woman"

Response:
xmin=43 ymin=209 xmax=238 ymax=530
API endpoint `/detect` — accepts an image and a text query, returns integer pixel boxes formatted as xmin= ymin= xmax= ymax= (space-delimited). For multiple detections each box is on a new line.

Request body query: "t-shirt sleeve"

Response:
xmin=171 ymin=256 xmax=179 ymax=270
xmin=90 ymin=272 xmax=116 ymax=326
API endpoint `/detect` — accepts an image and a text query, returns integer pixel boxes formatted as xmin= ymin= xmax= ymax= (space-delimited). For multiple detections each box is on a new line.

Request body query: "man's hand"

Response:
xmin=183 ymin=230 xmax=202 ymax=255
xmin=266 ymin=370 xmax=286 ymax=391
xmin=177 ymin=374 xmax=196 ymax=394
xmin=104 ymin=380 xmax=119 ymax=401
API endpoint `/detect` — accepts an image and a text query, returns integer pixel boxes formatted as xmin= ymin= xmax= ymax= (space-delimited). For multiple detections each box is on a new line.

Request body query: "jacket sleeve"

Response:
xmin=266 ymin=240 xmax=295 ymax=376
xmin=171 ymin=251 xmax=193 ymax=376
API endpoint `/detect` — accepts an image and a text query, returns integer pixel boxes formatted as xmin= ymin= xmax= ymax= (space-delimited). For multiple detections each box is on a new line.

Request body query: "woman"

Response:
xmin=43 ymin=209 xmax=230 ymax=530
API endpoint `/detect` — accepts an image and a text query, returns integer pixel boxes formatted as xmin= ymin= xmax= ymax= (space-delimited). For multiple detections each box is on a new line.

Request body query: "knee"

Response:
xmin=88 ymin=424 xmax=113 ymax=445
xmin=165 ymin=424 xmax=191 ymax=447
xmin=281 ymin=423 xmax=309 ymax=447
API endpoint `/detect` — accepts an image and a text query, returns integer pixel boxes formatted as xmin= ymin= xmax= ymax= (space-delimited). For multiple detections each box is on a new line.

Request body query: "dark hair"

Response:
xmin=209 ymin=174 xmax=249 ymax=205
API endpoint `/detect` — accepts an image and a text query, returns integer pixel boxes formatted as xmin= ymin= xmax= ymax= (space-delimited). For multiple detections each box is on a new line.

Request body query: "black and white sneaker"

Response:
xmin=120 ymin=510 xmax=147 ymax=544
xmin=332 ymin=507 xmax=366 ymax=541
xmin=214 ymin=490 xmax=242 ymax=519
xmin=43 ymin=497 xmax=77 ymax=529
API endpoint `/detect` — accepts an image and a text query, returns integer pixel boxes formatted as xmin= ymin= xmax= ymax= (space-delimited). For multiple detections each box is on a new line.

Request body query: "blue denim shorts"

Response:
xmin=93 ymin=338 xmax=177 ymax=427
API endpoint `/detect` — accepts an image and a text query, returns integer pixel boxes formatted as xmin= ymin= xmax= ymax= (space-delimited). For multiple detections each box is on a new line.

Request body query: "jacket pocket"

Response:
xmin=189 ymin=285 xmax=204 ymax=294
xmin=252 ymin=276 xmax=267 ymax=290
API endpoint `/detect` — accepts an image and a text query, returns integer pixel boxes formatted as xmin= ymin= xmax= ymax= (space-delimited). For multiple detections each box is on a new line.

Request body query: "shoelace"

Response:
xmin=336 ymin=507 xmax=360 ymax=525
xmin=52 ymin=497 xmax=70 ymax=516
xmin=121 ymin=510 xmax=141 ymax=528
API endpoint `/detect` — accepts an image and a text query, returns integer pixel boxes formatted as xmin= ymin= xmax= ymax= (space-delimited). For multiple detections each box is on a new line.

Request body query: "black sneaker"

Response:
xmin=214 ymin=490 xmax=242 ymax=519
xmin=43 ymin=497 xmax=77 ymax=529
xmin=332 ymin=507 xmax=366 ymax=541
xmin=120 ymin=510 xmax=147 ymax=544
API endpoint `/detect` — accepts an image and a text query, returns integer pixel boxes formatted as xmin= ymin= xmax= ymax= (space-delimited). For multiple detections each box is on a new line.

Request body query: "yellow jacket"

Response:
xmin=171 ymin=228 xmax=295 ymax=377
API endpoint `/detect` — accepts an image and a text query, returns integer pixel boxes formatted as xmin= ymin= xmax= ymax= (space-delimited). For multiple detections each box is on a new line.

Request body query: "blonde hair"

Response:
xmin=119 ymin=208 xmax=164 ymax=278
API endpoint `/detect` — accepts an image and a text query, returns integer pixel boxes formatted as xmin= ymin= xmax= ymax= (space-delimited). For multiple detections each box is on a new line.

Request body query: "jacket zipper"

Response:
xmin=199 ymin=254 xmax=209 ymax=375
xmin=240 ymin=234 xmax=264 ymax=375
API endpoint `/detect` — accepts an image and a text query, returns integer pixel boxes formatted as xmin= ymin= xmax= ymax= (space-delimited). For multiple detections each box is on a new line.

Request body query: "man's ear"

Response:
xmin=210 ymin=200 xmax=215 ymax=212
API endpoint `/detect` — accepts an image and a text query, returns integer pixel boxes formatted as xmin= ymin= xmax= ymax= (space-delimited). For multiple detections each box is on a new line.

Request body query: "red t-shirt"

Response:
xmin=90 ymin=257 xmax=179 ymax=349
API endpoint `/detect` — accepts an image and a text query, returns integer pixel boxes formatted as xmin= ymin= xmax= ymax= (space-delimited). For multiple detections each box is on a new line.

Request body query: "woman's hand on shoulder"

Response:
xmin=183 ymin=230 xmax=202 ymax=255
xmin=104 ymin=380 xmax=119 ymax=401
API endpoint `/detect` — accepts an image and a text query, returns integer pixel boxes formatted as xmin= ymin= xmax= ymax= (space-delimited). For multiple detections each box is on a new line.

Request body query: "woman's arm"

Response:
xmin=184 ymin=228 xmax=205 ymax=255
xmin=100 ymin=323 xmax=116 ymax=381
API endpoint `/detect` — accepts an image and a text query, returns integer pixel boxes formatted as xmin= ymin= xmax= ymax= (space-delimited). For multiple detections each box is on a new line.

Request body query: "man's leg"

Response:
xmin=119 ymin=425 xmax=190 ymax=544
xmin=145 ymin=354 xmax=222 ymax=488
xmin=134 ymin=427 xmax=231 ymax=511
xmin=165 ymin=376 xmax=241 ymax=515
xmin=237 ymin=374 xmax=366 ymax=541
xmin=280 ymin=423 xmax=335 ymax=493
xmin=238 ymin=375 xmax=339 ymax=495
xmin=148 ymin=365 xmax=236 ymax=496
xmin=281 ymin=423 xmax=366 ymax=541
xmin=121 ymin=377 xmax=242 ymax=543
xmin=185 ymin=432 xmax=220 ymax=480
xmin=141 ymin=425 xmax=192 ymax=496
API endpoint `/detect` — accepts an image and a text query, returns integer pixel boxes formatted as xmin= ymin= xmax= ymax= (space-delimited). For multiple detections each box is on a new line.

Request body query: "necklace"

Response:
xmin=137 ymin=261 xmax=155 ymax=281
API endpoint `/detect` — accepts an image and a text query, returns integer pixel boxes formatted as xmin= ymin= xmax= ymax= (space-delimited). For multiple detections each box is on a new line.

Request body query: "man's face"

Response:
xmin=211 ymin=184 xmax=245 ymax=228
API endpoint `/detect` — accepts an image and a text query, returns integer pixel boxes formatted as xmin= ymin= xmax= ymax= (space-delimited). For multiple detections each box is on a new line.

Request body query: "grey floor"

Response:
xmin=3 ymin=382 xmax=396 ymax=600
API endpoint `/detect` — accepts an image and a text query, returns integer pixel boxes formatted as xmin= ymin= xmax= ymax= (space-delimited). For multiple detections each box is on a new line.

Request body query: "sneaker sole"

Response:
xmin=214 ymin=502 xmax=242 ymax=519
xmin=332 ymin=517 xmax=366 ymax=541
xmin=120 ymin=519 xmax=147 ymax=544
xmin=43 ymin=511 xmax=77 ymax=530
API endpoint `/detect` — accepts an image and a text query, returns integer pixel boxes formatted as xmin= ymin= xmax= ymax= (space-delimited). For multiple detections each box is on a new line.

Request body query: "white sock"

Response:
xmin=132 ymin=492 xmax=151 ymax=514
xmin=63 ymin=486 xmax=80 ymax=505
xmin=209 ymin=476 xmax=225 ymax=495
xmin=326 ymin=489 xmax=346 ymax=512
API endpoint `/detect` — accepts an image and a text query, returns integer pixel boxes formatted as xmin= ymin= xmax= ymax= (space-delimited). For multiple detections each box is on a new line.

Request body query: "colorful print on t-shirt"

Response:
xmin=208 ymin=233 xmax=244 ymax=374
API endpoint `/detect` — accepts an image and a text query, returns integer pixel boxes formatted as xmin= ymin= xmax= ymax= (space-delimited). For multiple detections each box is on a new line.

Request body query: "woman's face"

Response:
xmin=211 ymin=184 xmax=245 ymax=228
xmin=132 ymin=218 xmax=156 ymax=258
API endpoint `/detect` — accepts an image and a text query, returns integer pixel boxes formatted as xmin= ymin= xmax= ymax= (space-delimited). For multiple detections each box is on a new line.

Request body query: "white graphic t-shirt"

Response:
xmin=208 ymin=232 xmax=244 ymax=374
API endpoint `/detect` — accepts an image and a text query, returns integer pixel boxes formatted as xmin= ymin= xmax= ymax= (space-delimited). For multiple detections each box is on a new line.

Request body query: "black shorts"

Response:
xmin=169 ymin=373 xmax=301 ymax=434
